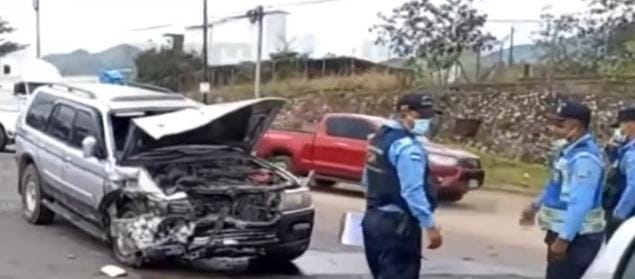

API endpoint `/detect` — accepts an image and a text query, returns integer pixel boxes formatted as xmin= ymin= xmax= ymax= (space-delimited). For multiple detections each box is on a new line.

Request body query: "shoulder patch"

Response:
xmin=574 ymin=169 xmax=592 ymax=179
xmin=410 ymin=153 xmax=422 ymax=161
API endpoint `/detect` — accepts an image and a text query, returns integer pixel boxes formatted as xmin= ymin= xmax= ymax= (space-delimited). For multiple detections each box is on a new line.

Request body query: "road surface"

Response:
xmin=0 ymin=149 xmax=546 ymax=278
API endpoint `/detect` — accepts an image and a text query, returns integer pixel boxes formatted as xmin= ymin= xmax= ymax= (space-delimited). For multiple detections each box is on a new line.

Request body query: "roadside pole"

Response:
xmin=202 ymin=0 xmax=210 ymax=104
xmin=33 ymin=0 xmax=41 ymax=58
xmin=254 ymin=6 xmax=264 ymax=99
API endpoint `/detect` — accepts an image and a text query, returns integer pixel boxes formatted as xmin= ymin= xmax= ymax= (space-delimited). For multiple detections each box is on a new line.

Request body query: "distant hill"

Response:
xmin=483 ymin=44 xmax=542 ymax=65
xmin=43 ymin=44 xmax=143 ymax=76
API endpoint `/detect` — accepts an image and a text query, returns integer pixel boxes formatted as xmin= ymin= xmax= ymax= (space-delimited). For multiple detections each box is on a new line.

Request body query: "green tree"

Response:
xmin=0 ymin=17 xmax=23 ymax=57
xmin=134 ymin=47 xmax=204 ymax=91
xmin=535 ymin=0 xmax=635 ymax=75
xmin=372 ymin=0 xmax=496 ymax=85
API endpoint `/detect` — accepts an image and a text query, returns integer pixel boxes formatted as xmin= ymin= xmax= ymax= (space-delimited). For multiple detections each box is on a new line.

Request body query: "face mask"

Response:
xmin=551 ymin=138 xmax=569 ymax=150
xmin=611 ymin=129 xmax=627 ymax=145
xmin=411 ymin=119 xmax=430 ymax=136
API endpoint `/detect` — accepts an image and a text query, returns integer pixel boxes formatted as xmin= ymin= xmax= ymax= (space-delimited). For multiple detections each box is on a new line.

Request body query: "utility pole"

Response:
xmin=249 ymin=6 xmax=265 ymax=99
xmin=201 ymin=0 xmax=210 ymax=104
xmin=33 ymin=0 xmax=41 ymax=58
xmin=475 ymin=49 xmax=481 ymax=82
xmin=508 ymin=27 xmax=515 ymax=66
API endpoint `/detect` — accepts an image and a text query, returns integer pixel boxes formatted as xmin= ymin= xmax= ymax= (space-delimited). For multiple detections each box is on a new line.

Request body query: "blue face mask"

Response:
xmin=411 ymin=119 xmax=431 ymax=135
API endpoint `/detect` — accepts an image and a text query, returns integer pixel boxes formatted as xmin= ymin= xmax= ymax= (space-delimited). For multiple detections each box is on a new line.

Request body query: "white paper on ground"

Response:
xmin=339 ymin=211 xmax=365 ymax=247
xmin=100 ymin=265 xmax=127 ymax=277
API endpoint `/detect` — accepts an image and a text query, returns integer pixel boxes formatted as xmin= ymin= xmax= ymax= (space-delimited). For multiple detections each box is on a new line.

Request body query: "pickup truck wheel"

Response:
xmin=270 ymin=156 xmax=293 ymax=171
xmin=313 ymin=179 xmax=337 ymax=187
xmin=0 ymin=124 xmax=8 ymax=152
xmin=21 ymin=164 xmax=54 ymax=225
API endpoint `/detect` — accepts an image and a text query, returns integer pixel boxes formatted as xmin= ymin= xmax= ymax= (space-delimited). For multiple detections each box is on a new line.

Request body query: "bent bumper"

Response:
xmin=122 ymin=208 xmax=315 ymax=261
xmin=433 ymin=167 xmax=485 ymax=197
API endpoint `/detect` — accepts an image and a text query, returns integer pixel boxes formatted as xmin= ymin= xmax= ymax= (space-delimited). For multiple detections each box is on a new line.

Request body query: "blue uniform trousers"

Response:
xmin=362 ymin=209 xmax=421 ymax=279
xmin=544 ymin=230 xmax=603 ymax=279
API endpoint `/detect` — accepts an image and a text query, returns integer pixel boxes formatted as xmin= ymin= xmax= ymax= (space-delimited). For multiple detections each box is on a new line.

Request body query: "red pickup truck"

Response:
xmin=255 ymin=113 xmax=485 ymax=202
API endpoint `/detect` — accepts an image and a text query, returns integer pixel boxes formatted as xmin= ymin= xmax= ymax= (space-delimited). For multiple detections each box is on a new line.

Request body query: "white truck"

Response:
xmin=0 ymin=58 xmax=63 ymax=151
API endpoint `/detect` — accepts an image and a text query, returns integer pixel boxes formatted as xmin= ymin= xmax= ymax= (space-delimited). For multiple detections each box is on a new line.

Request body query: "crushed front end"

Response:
xmin=109 ymin=155 xmax=314 ymax=263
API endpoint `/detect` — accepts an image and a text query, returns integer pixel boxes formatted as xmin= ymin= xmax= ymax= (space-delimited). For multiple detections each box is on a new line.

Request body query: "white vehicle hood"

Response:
xmin=128 ymin=97 xmax=286 ymax=154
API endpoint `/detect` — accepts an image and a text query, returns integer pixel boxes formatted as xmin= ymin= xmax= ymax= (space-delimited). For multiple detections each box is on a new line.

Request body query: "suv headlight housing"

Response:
xmin=280 ymin=188 xmax=313 ymax=212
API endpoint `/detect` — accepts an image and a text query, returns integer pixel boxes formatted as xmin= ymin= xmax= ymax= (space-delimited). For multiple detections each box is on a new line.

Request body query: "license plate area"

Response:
xmin=468 ymin=179 xmax=479 ymax=189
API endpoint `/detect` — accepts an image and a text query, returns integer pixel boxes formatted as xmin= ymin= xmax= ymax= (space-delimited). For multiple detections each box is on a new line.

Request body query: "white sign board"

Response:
xmin=339 ymin=211 xmax=365 ymax=247
xmin=199 ymin=82 xmax=210 ymax=94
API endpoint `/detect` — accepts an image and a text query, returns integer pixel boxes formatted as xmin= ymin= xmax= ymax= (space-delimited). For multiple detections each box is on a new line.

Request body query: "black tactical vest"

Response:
xmin=364 ymin=126 xmax=438 ymax=214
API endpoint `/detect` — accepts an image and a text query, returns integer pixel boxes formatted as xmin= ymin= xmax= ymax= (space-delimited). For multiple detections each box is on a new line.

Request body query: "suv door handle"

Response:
xmin=63 ymin=156 xmax=71 ymax=162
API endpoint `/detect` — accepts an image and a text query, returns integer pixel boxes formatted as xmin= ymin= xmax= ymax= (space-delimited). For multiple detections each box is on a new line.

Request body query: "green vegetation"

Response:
xmin=467 ymin=148 xmax=549 ymax=195
xmin=0 ymin=17 xmax=22 ymax=57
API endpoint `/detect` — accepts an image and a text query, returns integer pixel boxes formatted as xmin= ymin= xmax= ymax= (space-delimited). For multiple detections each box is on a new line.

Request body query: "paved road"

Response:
xmin=0 ymin=149 xmax=546 ymax=278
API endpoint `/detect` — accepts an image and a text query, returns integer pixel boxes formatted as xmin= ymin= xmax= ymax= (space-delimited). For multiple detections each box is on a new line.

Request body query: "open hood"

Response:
xmin=129 ymin=97 xmax=286 ymax=154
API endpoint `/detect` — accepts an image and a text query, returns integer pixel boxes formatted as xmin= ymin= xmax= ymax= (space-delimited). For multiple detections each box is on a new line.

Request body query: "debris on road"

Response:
xmin=100 ymin=265 xmax=127 ymax=277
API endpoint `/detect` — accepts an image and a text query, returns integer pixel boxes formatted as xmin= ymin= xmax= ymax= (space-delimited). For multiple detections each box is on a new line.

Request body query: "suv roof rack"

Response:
xmin=48 ymin=83 xmax=97 ymax=99
xmin=125 ymin=81 xmax=173 ymax=94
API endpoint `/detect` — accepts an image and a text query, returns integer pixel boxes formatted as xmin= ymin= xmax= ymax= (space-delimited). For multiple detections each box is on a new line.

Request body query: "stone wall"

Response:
xmin=261 ymin=89 xmax=635 ymax=163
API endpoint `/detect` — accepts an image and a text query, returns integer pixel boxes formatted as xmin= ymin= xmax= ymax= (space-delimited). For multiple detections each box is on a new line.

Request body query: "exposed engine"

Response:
xmin=146 ymin=156 xmax=289 ymax=224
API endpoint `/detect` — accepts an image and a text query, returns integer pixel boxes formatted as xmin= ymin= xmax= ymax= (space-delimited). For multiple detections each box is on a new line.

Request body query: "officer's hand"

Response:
xmin=548 ymin=238 xmax=569 ymax=262
xmin=519 ymin=204 xmax=537 ymax=227
xmin=426 ymin=227 xmax=443 ymax=250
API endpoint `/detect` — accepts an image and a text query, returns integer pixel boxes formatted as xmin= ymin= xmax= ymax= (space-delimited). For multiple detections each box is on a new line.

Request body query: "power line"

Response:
xmin=265 ymin=0 xmax=349 ymax=9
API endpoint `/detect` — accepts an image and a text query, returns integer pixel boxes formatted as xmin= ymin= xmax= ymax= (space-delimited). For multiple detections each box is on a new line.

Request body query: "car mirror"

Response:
xmin=82 ymin=136 xmax=97 ymax=158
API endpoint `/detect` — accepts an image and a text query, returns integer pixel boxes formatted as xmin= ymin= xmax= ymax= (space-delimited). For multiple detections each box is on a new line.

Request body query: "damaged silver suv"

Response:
xmin=14 ymin=83 xmax=314 ymax=267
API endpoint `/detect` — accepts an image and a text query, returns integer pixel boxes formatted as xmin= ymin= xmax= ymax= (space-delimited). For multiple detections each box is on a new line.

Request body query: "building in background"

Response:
xmin=210 ymin=43 xmax=252 ymax=65
xmin=361 ymin=40 xmax=390 ymax=62
xmin=297 ymin=33 xmax=316 ymax=56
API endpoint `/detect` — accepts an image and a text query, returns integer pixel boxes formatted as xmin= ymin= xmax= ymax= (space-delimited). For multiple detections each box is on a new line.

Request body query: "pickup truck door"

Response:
xmin=313 ymin=116 xmax=375 ymax=181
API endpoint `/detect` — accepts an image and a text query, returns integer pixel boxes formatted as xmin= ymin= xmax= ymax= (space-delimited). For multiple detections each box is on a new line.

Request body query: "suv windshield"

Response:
xmin=111 ymin=109 xmax=184 ymax=161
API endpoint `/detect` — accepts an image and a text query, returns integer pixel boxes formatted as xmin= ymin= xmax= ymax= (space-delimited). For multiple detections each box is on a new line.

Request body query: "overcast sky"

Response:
xmin=0 ymin=0 xmax=586 ymax=57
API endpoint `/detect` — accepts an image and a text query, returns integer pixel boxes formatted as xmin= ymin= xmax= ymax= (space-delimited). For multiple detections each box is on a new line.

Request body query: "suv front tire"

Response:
xmin=21 ymin=164 xmax=55 ymax=225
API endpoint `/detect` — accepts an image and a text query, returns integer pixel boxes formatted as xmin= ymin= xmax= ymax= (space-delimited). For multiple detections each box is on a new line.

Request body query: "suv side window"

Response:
xmin=70 ymin=109 xmax=107 ymax=158
xmin=70 ymin=110 xmax=96 ymax=147
xmin=46 ymin=104 xmax=76 ymax=142
xmin=25 ymin=92 xmax=56 ymax=131
xmin=325 ymin=117 xmax=375 ymax=140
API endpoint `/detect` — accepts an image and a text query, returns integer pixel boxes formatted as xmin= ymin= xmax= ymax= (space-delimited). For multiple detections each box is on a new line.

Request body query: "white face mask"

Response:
xmin=612 ymin=128 xmax=627 ymax=145
xmin=551 ymin=138 xmax=569 ymax=150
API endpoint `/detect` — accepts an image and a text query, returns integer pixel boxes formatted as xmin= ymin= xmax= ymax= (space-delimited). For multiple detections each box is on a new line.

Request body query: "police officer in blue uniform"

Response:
xmin=520 ymin=101 xmax=606 ymax=279
xmin=361 ymin=93 xmax=443 ymax=279
xmin=605 ymin=107 xmax=635 ymax=239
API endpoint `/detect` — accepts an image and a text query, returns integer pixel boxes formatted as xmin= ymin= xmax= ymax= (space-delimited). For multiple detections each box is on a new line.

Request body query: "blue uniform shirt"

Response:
xmin=362 ymin=120 xmax=436 ymax=229
xmin=613 ymin=139 xmax=635 ymax=220
xmin=533 ymin=133 xmax=605 ymax=241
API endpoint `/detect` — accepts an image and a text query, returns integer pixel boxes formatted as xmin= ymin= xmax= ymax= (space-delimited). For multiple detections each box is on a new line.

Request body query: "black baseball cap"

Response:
xmin=548 ymin=101 xmax=591 ymax=126
xmin=396 ymin=93 xmax=442 ymax=116
xmin=612 ymin=107 xmax=635 ymax=127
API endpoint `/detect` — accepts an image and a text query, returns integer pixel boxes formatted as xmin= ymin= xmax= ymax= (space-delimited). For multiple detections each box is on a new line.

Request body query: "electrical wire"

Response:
xmin=264 ymin=0 xmax=351 ymax=9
